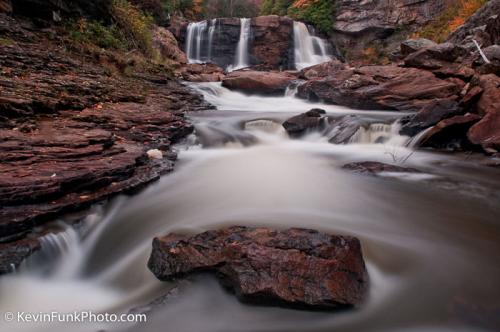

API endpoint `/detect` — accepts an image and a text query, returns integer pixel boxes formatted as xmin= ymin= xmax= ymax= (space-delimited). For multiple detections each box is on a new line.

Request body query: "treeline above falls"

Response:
xmin=170 ymin=15 xmax=338 ymax=71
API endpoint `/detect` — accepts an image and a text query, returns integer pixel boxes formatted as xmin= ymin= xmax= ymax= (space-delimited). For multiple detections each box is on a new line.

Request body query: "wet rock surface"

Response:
xmin=282 ymin=109 xmax=327 ymax=137
xmin=342 ymin=162 xmax=420 ymax=175
xmin=148 ymin=226 xmax=369 ymax=309
xmin=222 ymin=70 xmax=297 ymax=95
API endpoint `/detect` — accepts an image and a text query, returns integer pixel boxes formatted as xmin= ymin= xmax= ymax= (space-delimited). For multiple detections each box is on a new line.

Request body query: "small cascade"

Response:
xmin=21 ymin=223 xmax=81 ymax=276
xmin=229 ymin=18 xmax=252 ymax=71
xmin=284 ymin=80 xmax=303 ymax=97
xmin=406 ymin=126 xmax=434 ymax=148
xmin=293 ymin=21 xmax=332 ymax=70
xmin=348 ymin=123 xmax=393 ymax=144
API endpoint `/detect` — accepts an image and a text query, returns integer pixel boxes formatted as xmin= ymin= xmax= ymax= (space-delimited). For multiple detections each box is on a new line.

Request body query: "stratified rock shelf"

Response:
xmin=0 ymin=12 xmax=205 ymax=272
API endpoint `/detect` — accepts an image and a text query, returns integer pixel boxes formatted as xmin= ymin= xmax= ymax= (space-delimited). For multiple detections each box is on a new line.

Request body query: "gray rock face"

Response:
xmin=400 ymin=38 xmax=437 ymax=56
xmin=331 ymin=0 xmax=450 ymax=59
xmin=334 ymin=0 xmax=446 ymax=34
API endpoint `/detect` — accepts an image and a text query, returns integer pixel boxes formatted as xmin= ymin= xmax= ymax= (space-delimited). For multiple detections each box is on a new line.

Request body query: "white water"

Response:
xmin=293 ymin=21 xmax=332 ymax=70
xmin=185 ymin=21 xmax=208 ymax=63
xmin=228 ymin=18 xmax=251 ymax=71
xmin=207 ymin=19 xmax=217 ymax=61
xmin=2 ymin=75 xmax=500 ymax=332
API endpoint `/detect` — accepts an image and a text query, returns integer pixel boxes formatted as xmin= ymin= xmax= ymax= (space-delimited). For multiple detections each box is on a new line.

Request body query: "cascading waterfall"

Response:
xmin=229 ymin=18 xmax=252 ymax=71
xmin=185 ymin=21 xmax=208 ymax=63
xmin=207 ymin=18 xmax=217 ymax=61
xmin=293 ymin=21 xmax=332 ymax=70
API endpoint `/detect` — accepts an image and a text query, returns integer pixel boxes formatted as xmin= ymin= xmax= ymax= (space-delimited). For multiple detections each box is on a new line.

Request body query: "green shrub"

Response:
xmin=261 ymin=0 xmax=335 ymax=35
xmin=111 ymin=0 xmax=156 ymax=57
xmin=288 ymin=0 xmax=335 ymax=34
xmin=69 ymin=19 xmax=128 ymax=50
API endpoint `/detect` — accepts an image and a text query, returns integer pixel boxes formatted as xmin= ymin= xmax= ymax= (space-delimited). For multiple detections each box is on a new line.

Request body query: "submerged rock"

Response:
xmin=148 ymin=226 xmax=368 ymax=310
xmin=342 ymin=161 xmax=420 ymax=175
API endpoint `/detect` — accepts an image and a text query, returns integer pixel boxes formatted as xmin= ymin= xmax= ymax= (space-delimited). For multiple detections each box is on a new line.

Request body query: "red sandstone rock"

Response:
xmin=297 ymin=64 xmax=464 ymax=112
xmin=148 ymin=226 xmax=368 ymax=309
xmin=467 ymin=75 xmax=500 ymax=152
xmin=222 ymin=70 xmax=297 ymax=95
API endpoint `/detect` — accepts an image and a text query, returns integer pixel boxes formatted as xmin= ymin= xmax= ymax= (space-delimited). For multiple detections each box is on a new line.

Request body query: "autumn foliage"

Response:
xmin=413 ymin=0 xmax=487 ymax=43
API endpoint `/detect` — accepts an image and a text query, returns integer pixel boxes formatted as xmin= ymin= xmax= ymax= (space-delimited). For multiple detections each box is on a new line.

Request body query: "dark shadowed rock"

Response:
xmin=221 ymin=70 xmax=297 ymax=95
xmin=400 ymin=98 xmax=462 ymax=136
xmin=342 ymin=161 xmax=420 ymax=175
xmin=11 ymin=0 xmax=112 ymax=21
xmin=475 ymin=45 xmax=500 ymax=76
xmin=148 ymin=226 xmax=368 ymax=309
xmin=0 ymin=236 xmax=40 ymax=274
xmin=0 ymin=0 xmax=11 ymax=13
xmin=282 ymin=109 xmax=327 ymax=137
xmin=404 ymin=42 xmax=467 ymax=70
xmin=467 ymin=74 xmax=500 ymax=153
xmin=419 ymin=113 xmax=482 ymax=150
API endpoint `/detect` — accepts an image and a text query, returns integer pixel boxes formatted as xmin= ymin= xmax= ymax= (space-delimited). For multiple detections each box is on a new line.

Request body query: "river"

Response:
xmin=1 ymin=81 xmax=500 ymax=332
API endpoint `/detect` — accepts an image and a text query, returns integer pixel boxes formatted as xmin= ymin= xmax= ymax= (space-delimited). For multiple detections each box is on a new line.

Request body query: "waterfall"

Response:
xmin=185 ymin=21 xmax=208 ymax=63
xmin=293 ymin=21 xmax=332 ymax=70
xmin=229 ymin=18 xmax=251 ymax=71
xmin=207 ymin=19 xmax=217 ymax=61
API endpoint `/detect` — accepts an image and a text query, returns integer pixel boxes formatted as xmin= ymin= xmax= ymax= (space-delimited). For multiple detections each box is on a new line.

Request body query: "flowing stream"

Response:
xmin=1 ymin=80 xmax=500 ymax=332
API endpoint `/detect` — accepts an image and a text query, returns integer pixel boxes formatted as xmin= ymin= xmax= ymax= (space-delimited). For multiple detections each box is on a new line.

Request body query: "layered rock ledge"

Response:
xmin=0 ymin=13 xmax=205 ymax=271
xmin=148 ymin=226 xmax=368 ymax=310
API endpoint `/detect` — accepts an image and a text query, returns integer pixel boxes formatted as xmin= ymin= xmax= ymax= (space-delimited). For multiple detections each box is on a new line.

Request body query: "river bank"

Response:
xmin=0 ymin=12 xmax=207 ymax=272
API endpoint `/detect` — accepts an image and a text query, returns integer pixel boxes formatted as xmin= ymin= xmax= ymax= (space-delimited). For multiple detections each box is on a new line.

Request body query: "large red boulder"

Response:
xmin=222 ymin=70 xmax=297 ymax=95
xmin=148 ymin=226 xmax=368 ymax=310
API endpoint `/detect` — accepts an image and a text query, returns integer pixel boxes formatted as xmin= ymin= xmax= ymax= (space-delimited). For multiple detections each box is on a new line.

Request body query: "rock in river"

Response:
xmin=282 ymin=109 xmax=327 ymax=137
xmin=148 ymin=226 xmax=368 ymax=310
xmin=222 ymin=70 xmax=297 ymax=95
